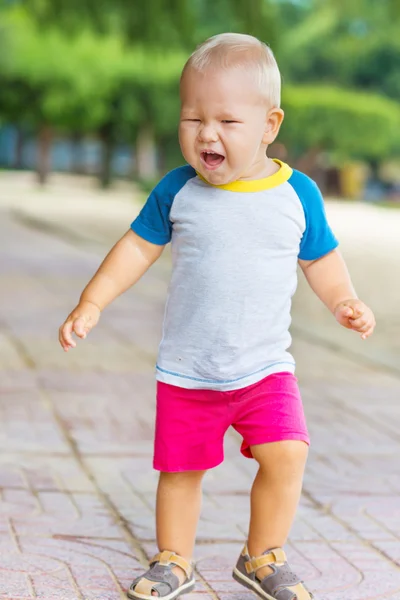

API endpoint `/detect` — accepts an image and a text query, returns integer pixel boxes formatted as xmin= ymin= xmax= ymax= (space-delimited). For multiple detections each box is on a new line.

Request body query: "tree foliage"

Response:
xmin=22 ymin=0 xmax=195 ymax=47
xmin=0 ymin=0 xmax=399 ymax=186
xmin=281 ymin=85 xmax=400 ymax=161
xmin=276 ymin=0 xmax=400 ymax=100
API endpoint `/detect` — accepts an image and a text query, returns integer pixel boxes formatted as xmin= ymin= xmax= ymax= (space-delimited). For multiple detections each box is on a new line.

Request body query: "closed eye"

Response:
xmin=221 ymin=120 xmax=239 ymax=124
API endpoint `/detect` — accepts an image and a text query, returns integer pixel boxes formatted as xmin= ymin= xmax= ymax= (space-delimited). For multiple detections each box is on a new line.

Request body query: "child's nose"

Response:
xmin=198 ymin=123 xmax=219 ymax=143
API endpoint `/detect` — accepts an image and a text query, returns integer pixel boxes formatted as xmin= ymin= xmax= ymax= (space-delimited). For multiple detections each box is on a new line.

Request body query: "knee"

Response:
xmin=252 ymin=441 xmax=308 ymax=482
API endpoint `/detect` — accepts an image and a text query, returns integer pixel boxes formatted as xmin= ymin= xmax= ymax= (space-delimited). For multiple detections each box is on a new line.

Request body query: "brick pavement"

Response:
xmin=1 ymin=173 xmax=400 ymax=599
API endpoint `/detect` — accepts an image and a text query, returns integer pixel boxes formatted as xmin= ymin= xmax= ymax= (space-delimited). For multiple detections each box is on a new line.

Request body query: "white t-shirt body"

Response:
xmin=131 ymin=161 xmax=338 ymax=391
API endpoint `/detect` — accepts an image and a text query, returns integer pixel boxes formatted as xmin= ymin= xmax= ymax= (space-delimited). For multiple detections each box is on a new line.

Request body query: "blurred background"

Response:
xmin=1 ymin=3 xmax=400 ymax=598
xmin=1 ymin=0 xmax=400 ymax=200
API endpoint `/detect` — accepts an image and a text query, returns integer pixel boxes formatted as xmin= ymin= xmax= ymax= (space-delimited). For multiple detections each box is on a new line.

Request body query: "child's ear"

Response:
xmin=263 ymin=108 xmax=284 ymax=145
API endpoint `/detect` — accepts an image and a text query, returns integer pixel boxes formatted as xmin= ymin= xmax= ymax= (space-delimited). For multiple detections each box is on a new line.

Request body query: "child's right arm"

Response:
xmin=59 ymin=229 xmax=164 ymax=351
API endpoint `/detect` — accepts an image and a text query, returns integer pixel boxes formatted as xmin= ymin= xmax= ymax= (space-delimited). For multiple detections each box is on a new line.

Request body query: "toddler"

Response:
xmin=60 ymin=33 xmax=375 ymax=600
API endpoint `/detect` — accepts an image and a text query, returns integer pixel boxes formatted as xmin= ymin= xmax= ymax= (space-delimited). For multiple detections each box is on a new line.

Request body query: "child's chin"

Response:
xmin=201 ymin=168 xmax=231 ymax=185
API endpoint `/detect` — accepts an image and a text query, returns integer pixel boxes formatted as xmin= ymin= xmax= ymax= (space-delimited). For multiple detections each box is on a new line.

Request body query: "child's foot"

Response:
xmin=128 ymin=550 xmax=195 ymax=599
xmin=232 ymin=545 xmax=313 ymax=599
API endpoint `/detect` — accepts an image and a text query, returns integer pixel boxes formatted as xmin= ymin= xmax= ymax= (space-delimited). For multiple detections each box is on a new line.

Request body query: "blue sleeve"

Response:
xmin=131 ymin=165 xmax=196 ymax=245
xmin=288 ymin=170 xmax=339 ymax=261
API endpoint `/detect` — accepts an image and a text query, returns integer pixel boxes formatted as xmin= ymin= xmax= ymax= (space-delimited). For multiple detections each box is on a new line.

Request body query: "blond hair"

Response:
xmin=182 ymin=33 xmax=281 ymax=108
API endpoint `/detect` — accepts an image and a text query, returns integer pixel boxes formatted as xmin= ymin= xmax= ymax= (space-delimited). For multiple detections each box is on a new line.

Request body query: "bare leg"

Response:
xmin=154 ymin=470 xmax=206 ymax=593
xmin=247 ymin=441 xmax=308 ymax=580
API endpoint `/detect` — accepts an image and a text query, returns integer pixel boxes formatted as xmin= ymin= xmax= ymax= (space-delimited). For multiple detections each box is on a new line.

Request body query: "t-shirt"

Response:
xmin=131 ymin=159 xmax=338 ymax=391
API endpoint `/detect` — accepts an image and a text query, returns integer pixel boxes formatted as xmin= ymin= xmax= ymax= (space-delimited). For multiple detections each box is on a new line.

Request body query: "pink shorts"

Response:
xmin=154 ymin=372 xmax=309 ymax=472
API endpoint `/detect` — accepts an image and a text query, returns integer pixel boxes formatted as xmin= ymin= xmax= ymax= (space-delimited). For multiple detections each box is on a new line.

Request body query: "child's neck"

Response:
xmin=238 ymin=156 xmax=279 ymax=181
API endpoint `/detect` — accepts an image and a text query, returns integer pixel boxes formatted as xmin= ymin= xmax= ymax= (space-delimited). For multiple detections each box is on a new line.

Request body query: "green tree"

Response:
xmin=281 ymin=85 xmax=400 ymax=163
xmin=23 ymin=0 xmax=195 ymax=48
xmin=0 ymin=8 xmax=127 ymax=182
xmin=276 ymin=0 xmax=400 ymax=100
xmin=273 ymin=0 xmax=400 ymax=178
xmin=19 ymin=0 xmax=281 ymax=183
xmin=0 ymin=6 xmax=185 ymax=184
xmin=2 ymin=0 xmax=399 ymax=189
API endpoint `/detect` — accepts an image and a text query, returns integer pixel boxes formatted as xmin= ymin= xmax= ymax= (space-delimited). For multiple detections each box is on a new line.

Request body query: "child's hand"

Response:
xmin=334 ymin=299 xmax=375 ymax=340
xmin=59 ymin=301 xmax=101 ymax=351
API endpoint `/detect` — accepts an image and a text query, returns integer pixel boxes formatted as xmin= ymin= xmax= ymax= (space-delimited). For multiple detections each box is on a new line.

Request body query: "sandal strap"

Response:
xmin=281 ymin=582 xmax=313 ymax=600
xmin=151 ymin=550 xmax=193 ymax=579
xmin=133 ymin=578 xmax=171 ymax=597
xmin=245 ymin=548 xmax=287 ymax=574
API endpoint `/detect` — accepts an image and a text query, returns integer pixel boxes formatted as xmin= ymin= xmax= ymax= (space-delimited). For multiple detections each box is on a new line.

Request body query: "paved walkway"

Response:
xmin=1 ymin=172 xmax=400 ymax=599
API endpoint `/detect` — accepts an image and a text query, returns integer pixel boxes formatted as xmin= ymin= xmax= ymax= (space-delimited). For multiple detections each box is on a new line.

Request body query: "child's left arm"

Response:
xmin=299 ymin=250 xmax=376 ymax=339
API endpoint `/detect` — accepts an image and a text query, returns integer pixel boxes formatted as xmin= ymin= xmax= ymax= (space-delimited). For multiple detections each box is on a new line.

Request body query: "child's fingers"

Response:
xmin=351 ymin=304 xmax=364 ymax=318
xmin=350 ymin=314 xmax=375 ymax=339
xmin=340 ymin=302 xmax=364 ymax=317
xmin=72 ymin=317 xmax=86 ymax=338
xmin=335 ymin=305 xmax=355 ymax=328
xmin=361 ymin=325 xmax=375 ymax=340
xmin=59 ymin=312 xmax=97 ymax=351
xmin=72 ymin=316 xmax=92 ymax=339
xmin=59 ymin=321 xmax=76 ymax=351
xmin=336 ymin=301 xmax=375 ymax=339
xmin=340 ymin=306 xmax=354 ymax=318
xmin=349 ymin=316 xmax=368 ymax=331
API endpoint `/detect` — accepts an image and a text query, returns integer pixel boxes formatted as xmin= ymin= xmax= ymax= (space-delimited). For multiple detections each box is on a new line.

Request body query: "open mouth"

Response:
xmin=200 ymin=151 xmax=225 ymax=170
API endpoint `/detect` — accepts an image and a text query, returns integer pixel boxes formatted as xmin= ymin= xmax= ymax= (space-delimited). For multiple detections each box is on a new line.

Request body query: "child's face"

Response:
xmin=179 ymin=66 xmax=282 ymax=184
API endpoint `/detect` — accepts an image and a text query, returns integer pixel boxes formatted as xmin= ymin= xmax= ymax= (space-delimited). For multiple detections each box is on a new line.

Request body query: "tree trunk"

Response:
xmin=293 ymin=146 xmax=327 ymax=191
xmin=294 ymin=146 xmax=321 ymax=176
xmin=157 ymin=139 xmax=167 ymax=174
xmin=13 ymin=128 xmax=25 ymax=170
xmin=37 ymin=125 xmax=52 ymax=185
xmin=99 ymin=124 xmax=114 ymax=188
xmin=136 ymin=123 xmax=158 ymax=181
xmin=72 ymin=133 xmax=85 ymax=174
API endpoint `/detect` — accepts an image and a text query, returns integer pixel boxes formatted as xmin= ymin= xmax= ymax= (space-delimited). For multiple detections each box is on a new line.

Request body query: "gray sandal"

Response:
xmin=128 ymin=550 xmax=195 ymax=600
xmin=233 ymin=545 xmax=313 ymax=600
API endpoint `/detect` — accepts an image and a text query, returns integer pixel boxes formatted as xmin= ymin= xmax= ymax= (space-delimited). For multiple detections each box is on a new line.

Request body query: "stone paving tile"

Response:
xmin=0 ymin=370 xmax=37 ymax=393
xmin=0 ymin=392 xmax=68 ymax=454
xmin=2 ymin=187 xmax=400 ymax=598
xmin=49 ymin=391 xmax=155 ymax=454
xmin=0 ymin=454 xmax=95 ymax=495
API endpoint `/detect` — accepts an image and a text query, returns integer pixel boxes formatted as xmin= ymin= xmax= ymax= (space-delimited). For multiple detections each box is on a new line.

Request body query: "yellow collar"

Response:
xmin=196 ymin=159 xmax=293 ymax=192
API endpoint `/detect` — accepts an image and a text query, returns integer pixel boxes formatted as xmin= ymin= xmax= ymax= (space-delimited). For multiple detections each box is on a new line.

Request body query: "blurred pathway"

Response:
xmin=1 ymin=172 xmax=400 ymax=599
